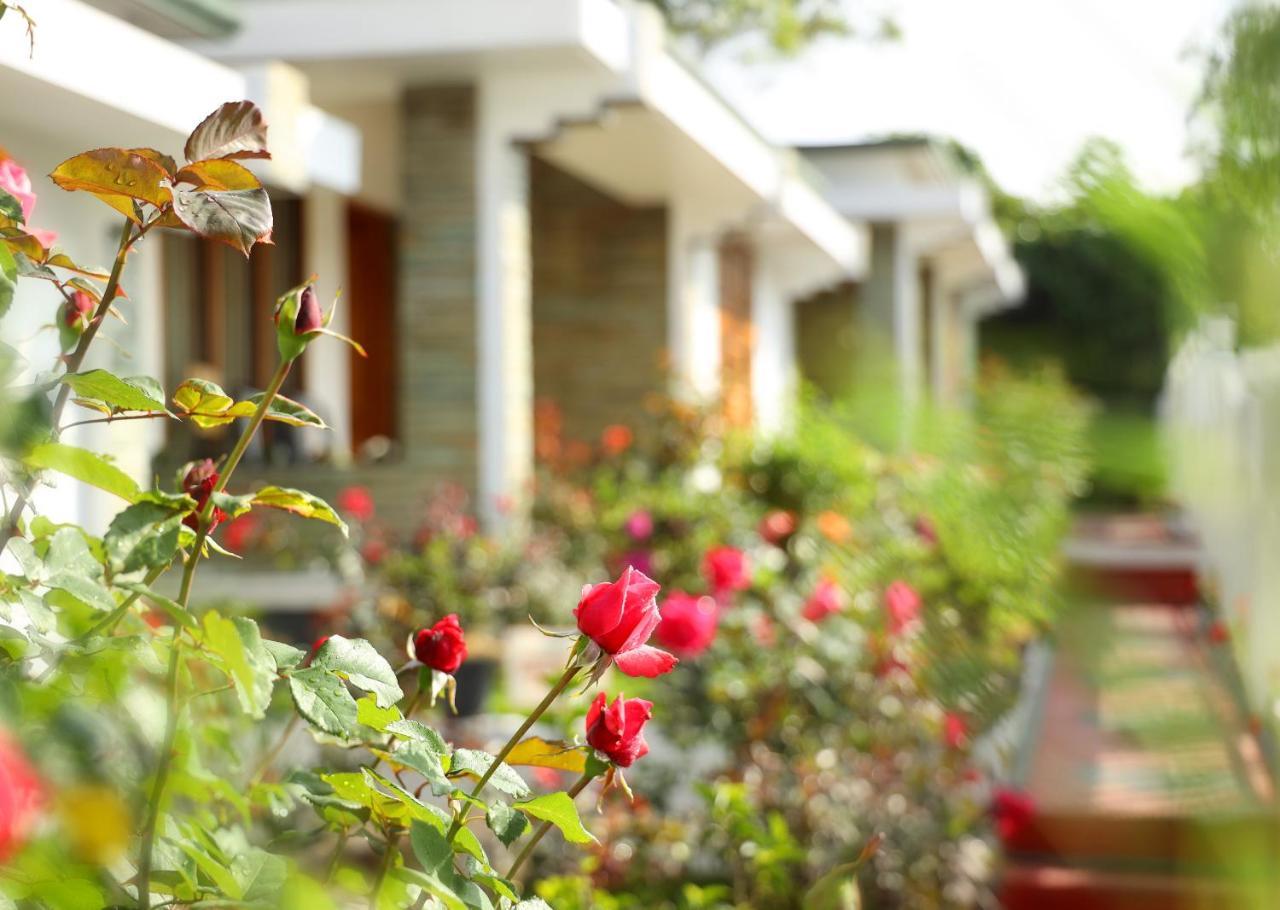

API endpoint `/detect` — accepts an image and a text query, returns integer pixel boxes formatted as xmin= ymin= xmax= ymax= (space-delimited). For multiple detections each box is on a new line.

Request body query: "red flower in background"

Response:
xmin=885 ymin=580 xmax=922 ymax=634
xmin=914 ymin=515 xmax=939 ymax=545
xmin=601 ymin=424 xmax=633 ymax=457
xmin=617 ymin=549 xmax=654 ymax=578
xmin=703 ymin=546 xmax=749 ymax=597
xmin=221 ymin=511 xmax=260 ymax=554
xmin=991 ymin=787 xmax=1036 ymax=844
xmin=181 ymin=459 xmax=227 ymax=533
xmin=624 ymin=510 xmax=654 ymax=542
xmin=410 ymin=614 xmax=468 ymax=674
xmin=655 ymin=592 xmax=718 ymax=657
xmin=1207 ymin=619 xmax=1229 ymax=645
xmin=802 ymin=578 xmax=845 ymax=623
xmin=337 ymin=485 xmax=375 ymax=523
xmin=575 ymin=566 xmax=678 ymax=678
xmin=303 ymin=634 xmax=330 ymax=667
xmin=0 ymin=732 xmax=43 ymax=863
xmin=585 ymin=693 xmax=653 ymax=767
xmin=758 ymin=510 xmax=796 ymax=547
xmin=943 ymin=711 xmax=968 ymax=749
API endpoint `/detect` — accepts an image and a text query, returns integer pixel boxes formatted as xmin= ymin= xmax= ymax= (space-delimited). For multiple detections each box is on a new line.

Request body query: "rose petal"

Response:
xmin=613 ymin=645 xmax=678 ymax=678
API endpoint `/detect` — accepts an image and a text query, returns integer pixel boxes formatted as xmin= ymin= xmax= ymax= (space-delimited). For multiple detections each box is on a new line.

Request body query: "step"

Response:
xmin=1000 ymin=862 xmax=1271 ymax=910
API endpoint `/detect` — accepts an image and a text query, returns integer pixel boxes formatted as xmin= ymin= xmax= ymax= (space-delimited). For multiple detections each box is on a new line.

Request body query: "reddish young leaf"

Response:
xmin=49 ymin=148 xmax=172 ymax=222
xmin=183 ymin=100 xmax=271 ymax=163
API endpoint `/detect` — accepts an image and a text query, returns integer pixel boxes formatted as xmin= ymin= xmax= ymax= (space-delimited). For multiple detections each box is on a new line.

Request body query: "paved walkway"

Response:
xmin=1000 ymin=515 xmax=1277 ymax=909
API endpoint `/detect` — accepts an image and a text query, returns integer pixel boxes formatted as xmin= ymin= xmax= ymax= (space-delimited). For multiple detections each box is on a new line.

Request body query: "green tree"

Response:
xmin=647 ymin=0 xmax=896 ymax=55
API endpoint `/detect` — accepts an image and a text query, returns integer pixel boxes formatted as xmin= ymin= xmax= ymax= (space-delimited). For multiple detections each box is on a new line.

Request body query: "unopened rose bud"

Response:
xmin=294 ymin=284 xmax=322 ymax=334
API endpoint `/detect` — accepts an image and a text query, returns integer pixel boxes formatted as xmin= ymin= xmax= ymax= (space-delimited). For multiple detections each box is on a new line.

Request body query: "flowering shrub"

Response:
xmin=0 ymin=103 xmax=676 ymax=910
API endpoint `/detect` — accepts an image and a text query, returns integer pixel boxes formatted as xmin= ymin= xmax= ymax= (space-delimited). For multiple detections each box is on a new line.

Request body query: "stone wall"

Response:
xmin=529 ymin=157 xmax=668 ymax=446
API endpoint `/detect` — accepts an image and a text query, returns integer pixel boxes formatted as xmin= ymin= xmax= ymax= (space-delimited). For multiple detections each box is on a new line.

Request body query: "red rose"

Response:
xmin=802 ymin=578 xmax=845 ymax=623
xmin=410 ymin=614 xmax=468 ymax=674
xmin=758 ymin=510 xmax=796 ymax=547
xmin=302 ymin=634 xmax=330 ymax=667
xmin=885 ymin=580 xmax=921 ymax=635
xmin=0 ymin=733 xmax=43 ymax=863
xmin=337 ymin=485 xmax=376 ymax=523
xmin=991 ymin=787 xmax=1036 ymax=844
xmin=943 ymin=711 xmax=967 ymax=750
xmin=575 ymin=566 xmax=677 ymax=678
xmin=585 ymin=692 xmax=652 ymax=767
xmin=655 ymin=592 xmax=718 ymax=657
xmin=181 ymin=459 xmax=228 ymax=533
xmin=702 ymin=546 xmax=749 ymax=597
xmin=1208 ymin=619 xmax=1229 ymax=645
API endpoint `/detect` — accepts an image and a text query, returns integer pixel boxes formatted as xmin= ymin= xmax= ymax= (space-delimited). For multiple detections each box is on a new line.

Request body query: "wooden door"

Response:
xmin=346 ymin=201 xmax=399 ymax=450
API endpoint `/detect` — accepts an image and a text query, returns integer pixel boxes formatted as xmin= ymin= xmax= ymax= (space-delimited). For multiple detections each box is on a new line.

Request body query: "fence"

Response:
xmin=1162 ymin=316 xmax=1280 ymax=717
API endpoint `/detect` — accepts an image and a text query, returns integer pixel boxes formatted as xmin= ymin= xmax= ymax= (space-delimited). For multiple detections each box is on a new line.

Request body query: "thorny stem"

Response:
xmin=136 ymin=357 xmax=293 ymax=910
xmin=506 ymin=769 xmax=595 ymax=881
xmin=444 ymin=663 xmax=580 ymax=844
xmin=0 ymin=217 xmax=134 ymax=552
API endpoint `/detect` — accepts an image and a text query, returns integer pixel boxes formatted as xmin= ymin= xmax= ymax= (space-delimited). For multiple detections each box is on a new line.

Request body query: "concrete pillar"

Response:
xmin=667 ymin=201 xmax=721 ymax=403
xmin=302 ymin=185 xmax=352 ymax=461
xmin=862 ymin=222 xmax=923 ymax=408
xmin=476 ymin=80 xmax=533 ymax=529
xmin=751 ymin=250 xmax=796 ymax=435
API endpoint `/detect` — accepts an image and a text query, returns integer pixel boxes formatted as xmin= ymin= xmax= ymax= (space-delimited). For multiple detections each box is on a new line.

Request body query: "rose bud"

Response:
xmin=655 ymin=592 xmax=718 ymax=658
xmin=410 ymin=614 xmax=468 ymax=674
xmin=802 ymin=577 xmax=845 ymax=623
xmin=294 ymin=284 xmax=323 ymax=334
xmin=702 ymin=546 xmax=750 ymax=598
xmin=585 ymin=692 xmax=653 ymax=768
xmin=181 ymin=459 xmax=228 ymax=533
xmin=63 ymin=291 xmax=94 ymax=330
xmin=943 ymin=711 xmax=968 ymax=750
xmin=0 ymin=732 xmax=44 ymax=863
xmin=575 ymin=566 xmax=678 ymax=678
xmin=885 ymin=580 xmax=922 ymax=635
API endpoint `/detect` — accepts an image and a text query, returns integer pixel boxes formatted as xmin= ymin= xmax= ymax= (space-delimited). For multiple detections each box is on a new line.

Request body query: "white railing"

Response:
xmin=1162 ymin=316 xmax=1280 ymax=716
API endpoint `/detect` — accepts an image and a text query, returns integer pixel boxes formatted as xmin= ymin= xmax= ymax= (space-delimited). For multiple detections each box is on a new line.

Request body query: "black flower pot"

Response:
xmin=452 ymin=656 xmax=497 ymax=717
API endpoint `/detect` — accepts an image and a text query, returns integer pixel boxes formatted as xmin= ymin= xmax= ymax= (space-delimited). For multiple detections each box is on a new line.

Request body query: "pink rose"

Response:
xmin=575 ymin=566 xmax=678 ymax=678
xmin=802 ymin=577 xmax=845 ymax=623
xmin=703 ymin=546 xmax=750 ymax=597
xmin=585 ymin=692 xmax=652 ymax=767
xmin=655 ymin=592 xmax=718 ymax=657
xmin=0 ymin=158 xmax=37 ymax=222
xmin=0 ymin=157 xmax=56 ymax=247
xmin=885 ymin=580 xmax=921 ymax=635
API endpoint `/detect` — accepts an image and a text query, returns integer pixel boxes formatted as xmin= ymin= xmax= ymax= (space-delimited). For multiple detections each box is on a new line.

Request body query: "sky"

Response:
xmin=702 ymin=0 xmax=1241 ymax=202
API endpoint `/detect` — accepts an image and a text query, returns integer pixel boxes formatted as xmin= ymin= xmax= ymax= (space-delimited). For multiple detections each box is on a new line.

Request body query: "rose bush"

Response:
xmin=0 ymin=101 xmax=672 ymax=910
